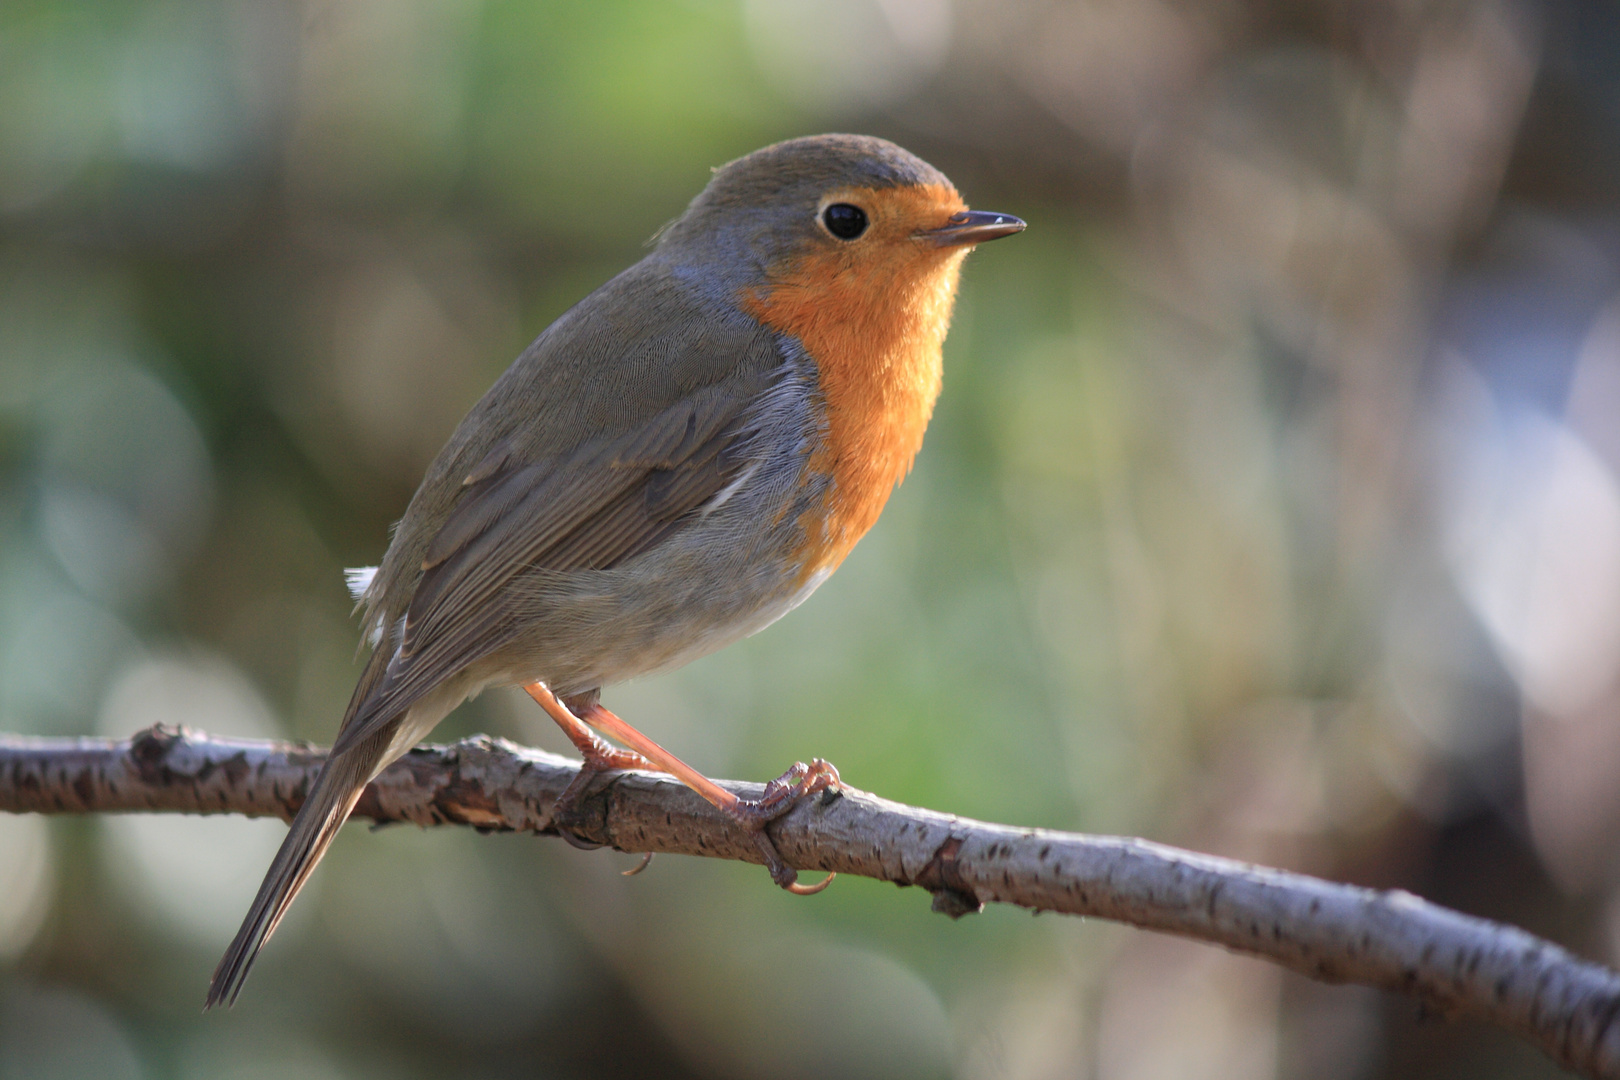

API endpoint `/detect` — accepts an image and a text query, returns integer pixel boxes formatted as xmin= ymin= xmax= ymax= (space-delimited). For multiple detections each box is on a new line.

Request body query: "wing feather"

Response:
xmin=329 ymin=362 xmax=774 ymax=757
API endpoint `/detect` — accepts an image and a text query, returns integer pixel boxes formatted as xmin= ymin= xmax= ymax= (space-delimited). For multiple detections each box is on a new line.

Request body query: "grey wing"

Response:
xmin=328 ymin=364 xmax=774 ymax=756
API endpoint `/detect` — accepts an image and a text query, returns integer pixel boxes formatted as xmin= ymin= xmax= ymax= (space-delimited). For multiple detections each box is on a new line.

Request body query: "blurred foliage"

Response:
xmin=4 ymin=1 xmax=1620 ymax=1078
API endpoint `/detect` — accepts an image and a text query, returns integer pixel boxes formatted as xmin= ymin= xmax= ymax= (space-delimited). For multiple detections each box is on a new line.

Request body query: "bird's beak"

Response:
xmin=919 ymin=210 xmax=1027 ymax=247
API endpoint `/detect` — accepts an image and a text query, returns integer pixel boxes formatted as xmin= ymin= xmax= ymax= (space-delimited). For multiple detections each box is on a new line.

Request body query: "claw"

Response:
xmin=557 ymin=828 xmax=606 ymax=851
xmin=621 ymin=852 xmax=655 ymax=876
xmin=543 ymin=768 xmax=611 ymax=848
xmin=787 ymin=872 xmax=836 ymax=895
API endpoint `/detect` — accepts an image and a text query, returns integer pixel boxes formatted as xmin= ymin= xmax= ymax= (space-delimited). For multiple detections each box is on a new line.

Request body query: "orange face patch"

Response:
xmin=741 ymin=183 xmax=971 ymax=580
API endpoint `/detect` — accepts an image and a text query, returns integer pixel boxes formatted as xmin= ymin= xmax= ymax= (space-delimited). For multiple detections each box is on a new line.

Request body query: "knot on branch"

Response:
xmin=129 ymin=723 xmax=187 ymax=780
xmin=915 ymin=835 xmax=983 ymax=918
xmin=131 ymin=723 xmax=257 ymax=792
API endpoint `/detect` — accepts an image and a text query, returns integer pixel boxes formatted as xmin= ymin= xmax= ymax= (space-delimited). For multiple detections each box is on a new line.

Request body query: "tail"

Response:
xmin=204 ymin=742 xmax=380 ymax=1009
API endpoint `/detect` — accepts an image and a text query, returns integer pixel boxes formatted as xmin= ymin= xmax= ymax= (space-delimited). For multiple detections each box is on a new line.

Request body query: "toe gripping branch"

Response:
xmin=733 ymin=758 xmax=842 ymax=894
xmin=523 ymin=682 xmax=842 ymax=893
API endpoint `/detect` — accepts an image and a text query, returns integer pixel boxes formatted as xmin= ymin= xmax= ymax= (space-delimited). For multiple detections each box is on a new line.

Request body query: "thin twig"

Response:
xmin=4 ymin=725 xmax=1619 ymax=1078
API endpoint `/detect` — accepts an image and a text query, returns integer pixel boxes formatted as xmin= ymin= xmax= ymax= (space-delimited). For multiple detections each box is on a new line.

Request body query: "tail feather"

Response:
xmin=207 ymin=636 xmax=404 ymax=1010
xmin=204 ymin=746 xmax=376 ymax=1009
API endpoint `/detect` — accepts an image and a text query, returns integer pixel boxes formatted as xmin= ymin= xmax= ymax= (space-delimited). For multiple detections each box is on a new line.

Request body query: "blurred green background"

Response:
xmin=4 ymin=1 xmax=1620 ymax=1077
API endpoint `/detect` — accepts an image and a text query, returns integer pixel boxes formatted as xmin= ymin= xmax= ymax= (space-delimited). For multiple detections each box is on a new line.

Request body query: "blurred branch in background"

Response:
xmin=4 ymin=726 xmax=1619 ymax=1080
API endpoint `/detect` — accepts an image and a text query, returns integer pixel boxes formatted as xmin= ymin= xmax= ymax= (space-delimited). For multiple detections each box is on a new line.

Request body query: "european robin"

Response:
xmin=207 ymin=133 xmax=1024 ymax=1007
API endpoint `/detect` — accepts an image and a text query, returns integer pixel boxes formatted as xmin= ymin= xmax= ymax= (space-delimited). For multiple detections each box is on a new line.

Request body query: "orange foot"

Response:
xmin=542 ymin=697 xmax=657 ymax=851
xmin=524 ymin=683 xmax=840 ymax=893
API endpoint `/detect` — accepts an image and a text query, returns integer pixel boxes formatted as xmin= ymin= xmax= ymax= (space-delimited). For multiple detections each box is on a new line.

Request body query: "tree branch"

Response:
xmin=4 ymin=725 xmax=1619 ymax=1078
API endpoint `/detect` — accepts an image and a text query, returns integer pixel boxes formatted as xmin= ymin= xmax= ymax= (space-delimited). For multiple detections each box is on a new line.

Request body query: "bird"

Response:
xmin=206 ymin=133 xmax=1024 ymax=1008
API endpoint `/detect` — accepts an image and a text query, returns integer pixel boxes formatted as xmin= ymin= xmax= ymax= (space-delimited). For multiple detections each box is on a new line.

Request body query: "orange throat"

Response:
xmin=743 ymin=185 xmax=969 ymax=579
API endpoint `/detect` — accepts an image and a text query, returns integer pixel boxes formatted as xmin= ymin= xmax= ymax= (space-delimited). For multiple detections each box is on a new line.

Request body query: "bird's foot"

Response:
xmin=726 ymin=758 xmax=842 ymax=894
xmin=549 ymin=725 xmax=656 ymax=851
xmin=523 ymin=682 xmax=839 ymax=891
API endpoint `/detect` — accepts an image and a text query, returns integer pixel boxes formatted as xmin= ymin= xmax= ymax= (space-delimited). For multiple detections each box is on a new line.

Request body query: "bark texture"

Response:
xmin=5 ymin=725 xmax=1620 ymax=1078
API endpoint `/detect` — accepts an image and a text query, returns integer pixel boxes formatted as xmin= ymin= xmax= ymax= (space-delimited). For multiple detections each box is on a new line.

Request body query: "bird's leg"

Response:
xmin=523 ymin=682 xmax=839 ymax=894
xmin=578 ymin=700 xmax=840 ymax=895
xmin=524 ymin=684 xmax=655 ymax=850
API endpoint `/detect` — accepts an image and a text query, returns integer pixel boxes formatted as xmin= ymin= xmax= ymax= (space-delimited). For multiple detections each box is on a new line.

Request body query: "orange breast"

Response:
xmin=742 ymin=184 xmax=969 ymax=581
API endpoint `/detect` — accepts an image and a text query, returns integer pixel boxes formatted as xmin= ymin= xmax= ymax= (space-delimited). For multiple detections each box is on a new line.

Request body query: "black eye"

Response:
xmin=822 ymin=203 xmax=868 ymax=240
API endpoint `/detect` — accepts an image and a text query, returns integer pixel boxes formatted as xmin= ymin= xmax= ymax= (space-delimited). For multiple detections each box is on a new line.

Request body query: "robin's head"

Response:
xmin=655 ymin=136 xmax=1022 ymax=575
xmin=659 ymin=134 xmax=1024 ymax=298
